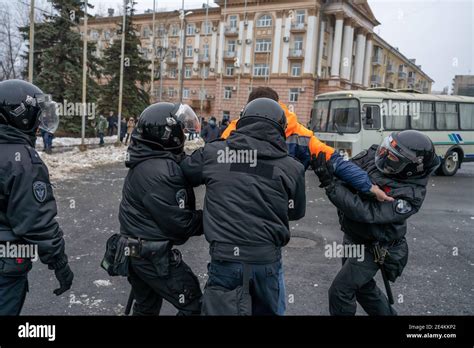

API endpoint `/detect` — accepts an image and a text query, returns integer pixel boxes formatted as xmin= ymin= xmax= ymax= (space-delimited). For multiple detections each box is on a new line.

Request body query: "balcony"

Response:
xmin=223 ymin=51 xmax=237 ymax=60
xmin=166 ymin=57 xmax=178 ymax=65
xmin=288 ymin=49 xmax=304 ymax=60
xmin=198 ymin=54 xmax=211 ymax=64
xmin=398 ymin=71 xmax=407 ymax=79
xmin=386 ymin=65 xmax=395 ymax=74
xmin=371 ymin=75 xmax=382 ymax=84
xmin=372 ymin=55 xmax=383 ymax=65
xmin=290 ymin=22 xmax=306 ymax=33
xmin=224 ymin=26 xmax=239 ymax=37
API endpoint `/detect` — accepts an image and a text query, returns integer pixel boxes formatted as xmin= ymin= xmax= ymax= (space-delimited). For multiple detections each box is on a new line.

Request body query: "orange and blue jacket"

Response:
xmin=220 ymin=102 xmax=373 ymax=193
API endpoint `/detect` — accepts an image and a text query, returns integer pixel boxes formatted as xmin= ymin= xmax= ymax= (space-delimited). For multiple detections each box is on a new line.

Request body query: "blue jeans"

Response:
xmin=98 ymin=132 xmax=105 ymax=145
xmin=206 ymin=260 xmax=286 ymax=315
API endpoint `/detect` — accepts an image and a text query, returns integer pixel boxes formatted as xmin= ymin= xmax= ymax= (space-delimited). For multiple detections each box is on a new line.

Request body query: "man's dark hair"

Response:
xmin=247 ymin=87 xmax=279 ymax=103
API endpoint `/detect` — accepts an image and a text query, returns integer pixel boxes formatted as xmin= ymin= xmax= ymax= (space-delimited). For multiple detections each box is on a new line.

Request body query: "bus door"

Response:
xmin=361 ymin=103 xmax=384 ymax=148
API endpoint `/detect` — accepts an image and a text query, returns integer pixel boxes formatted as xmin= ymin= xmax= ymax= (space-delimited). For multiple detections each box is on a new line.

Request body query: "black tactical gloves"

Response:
xmin=48 ymin=254 xmax=74 ymax=296
xmin=311 ymin=153 xmax=334 ymax=188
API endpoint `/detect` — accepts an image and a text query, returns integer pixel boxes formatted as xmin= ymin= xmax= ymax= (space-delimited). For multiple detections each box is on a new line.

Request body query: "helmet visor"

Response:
xmin=37 ymin=95 xmax=59 ymax=133
xmin=375 ymin=135 xmax=411 ymax=175
xmin=174 ymin=104 xmax=201 ymax=134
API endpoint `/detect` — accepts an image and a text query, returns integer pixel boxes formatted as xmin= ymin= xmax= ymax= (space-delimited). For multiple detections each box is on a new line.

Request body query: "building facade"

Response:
xmin=85 ymin=0 xmax=434 ymax=124
xmin=452 ymin=75 xmax=474 ymax=97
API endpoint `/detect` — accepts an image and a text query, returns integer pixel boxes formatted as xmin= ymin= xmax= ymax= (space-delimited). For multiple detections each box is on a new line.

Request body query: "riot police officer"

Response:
xmin=180 ymin=98 xmax=306 ymax=315
xmin=312 ymin=130 xmax=440 ymax=316
xmin=119 ymin=102 xmax=203 ymax=315
xmin=0 ymin=79 xmax=74 ymax=315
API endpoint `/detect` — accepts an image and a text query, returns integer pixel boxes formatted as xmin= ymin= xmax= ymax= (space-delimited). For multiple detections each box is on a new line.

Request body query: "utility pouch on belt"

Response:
xmin=101 ymin=233 xmax=130 ymax=277
xmin=201 ymin=263 xmax=252 ymax=316
xmin=140 ymin=240 xmax=171 ymax=277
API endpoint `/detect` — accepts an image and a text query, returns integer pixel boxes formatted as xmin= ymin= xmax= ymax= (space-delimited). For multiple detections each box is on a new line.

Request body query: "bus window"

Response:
xmin=362 ymin=105 xmax=381 ymax=130
xmin=327 ymin=99 xmax=360 ymax=133
xmin=382 ymin=100 xmax=409 ymax=130
xmin=460 ymin=103 xmax=474 ymax=130
xmin=436 ymin=102 xmax=459 ymax=129
xmin=412 ymin=101 xmax=435 ymax=130
xmin=311 ymin=100 xmax=329 ymax=132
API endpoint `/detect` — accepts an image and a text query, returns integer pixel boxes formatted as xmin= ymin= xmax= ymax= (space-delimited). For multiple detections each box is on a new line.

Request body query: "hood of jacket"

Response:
xmin=227 ymin=119 xmax=288 ymax=159
xmin=0 ymin=124 xmax=35 ymax=147
xmin=126 ymin=140 xmax=185 ymax=169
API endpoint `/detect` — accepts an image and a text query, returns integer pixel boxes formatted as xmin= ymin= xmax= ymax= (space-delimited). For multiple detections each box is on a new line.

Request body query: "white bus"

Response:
xmin=309 ymin=89 xmax=474 ymax=176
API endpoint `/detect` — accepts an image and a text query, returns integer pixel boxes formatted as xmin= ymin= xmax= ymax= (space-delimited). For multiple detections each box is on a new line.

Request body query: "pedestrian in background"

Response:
xmin=124 ymin=117 xmax=135 ymax=145
xmin=201 ymin=116 xmax=220 ymax=143
xmin=97 ymin=114 xmax=108 ymax=146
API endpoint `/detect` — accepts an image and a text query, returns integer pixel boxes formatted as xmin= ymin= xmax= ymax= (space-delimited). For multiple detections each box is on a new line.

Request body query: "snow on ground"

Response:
xmin=40 ymin=137 xmax=205 ymax=181
xmin=36 ymin=136 xmax=117 ymax=149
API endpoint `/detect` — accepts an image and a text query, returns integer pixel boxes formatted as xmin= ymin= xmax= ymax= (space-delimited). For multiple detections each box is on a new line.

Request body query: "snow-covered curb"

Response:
xmin=36 ymin=136 xmax=117 ymax=149
xmin=40 ymin=138 xmax=205 ymax=181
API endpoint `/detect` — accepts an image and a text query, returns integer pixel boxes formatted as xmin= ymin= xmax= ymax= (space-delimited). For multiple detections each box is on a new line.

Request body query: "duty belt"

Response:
xmin=210 ymin=242 xmax=281 ymax=264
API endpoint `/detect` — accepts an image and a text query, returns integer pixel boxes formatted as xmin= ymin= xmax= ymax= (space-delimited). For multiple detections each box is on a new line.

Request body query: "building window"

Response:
xmin=185 ymin=66 xmax=192 ymax=78
xmin=202 ymin=44 xmax=210 ymax=57
xmin=255 ymin=38 xmax=272 ymax=52
xmin=227 ymin=40 xmax=236 ymax=52
xmin=294 ymin=36 xmax=304 ymax=51
xmin=229 ymin=15 xmax=238 ymax=28
xmin=289 ymin=88 xmax=299 ymax=102
xmin=186 ymin=23 xmax=195 ymax=36
xmin=168 ymin=88 xmax=175 ymax=98
xmin=223 ymin=111 xmax=230 ymax=120
xmin=169 ymin=68 xmax=177 ymax=78
xmin=291 ymin=63 xmax=302 ymax=77
xmin=183 ymin=88 xmax=190 ymax=99
xmin=295 ymin=10 xmax=305 ymax=24
xmin=143 ymin=26 xmax=151 ymax=38
xmin=253 ymin=64 xmax=269 ymax=77
xmin=201 ymin=66 xmax=209 ymax=78
xmin=186 ymin=45 xmax=193 ymax=58
xmin=226 ymin=64 xmax=235 ymax=76
xmin=203 ymin=21 xmax=212 ymax=35
xmin=199 ymin=88 xmax=207 ymax=99
xmin=171 ymin=50 xmax=177 ymax=59
xmin=322 ymin=42 xmax=327 ymax=57
xmin=224 ymin=87 xmax=232 ymax=99
xmin=171 ymin=25 xmax=180 ymax=36
xmin=256 ymin=14 xmax=272 ymax=27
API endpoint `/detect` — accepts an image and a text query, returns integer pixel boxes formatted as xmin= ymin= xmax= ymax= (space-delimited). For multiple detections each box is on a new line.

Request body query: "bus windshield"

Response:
xmin=312 ymin=99 xmax=360 ymax=133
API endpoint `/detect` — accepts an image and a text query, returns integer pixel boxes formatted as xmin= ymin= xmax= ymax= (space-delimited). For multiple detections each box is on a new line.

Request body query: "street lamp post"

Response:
xmin=150 ymin=0 xmax=156 ymax=100
xmin=80 ymin=0 xmax=88 ymax=150
xmin=117 ymin=0 xmax=127 ymax=145
xmin=28 ymin=0 xmax=35 ymax=83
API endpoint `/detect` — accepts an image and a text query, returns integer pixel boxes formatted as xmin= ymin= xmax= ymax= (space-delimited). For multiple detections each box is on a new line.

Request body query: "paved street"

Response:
xmin=22 ymin=162 xmax=474 ymax=316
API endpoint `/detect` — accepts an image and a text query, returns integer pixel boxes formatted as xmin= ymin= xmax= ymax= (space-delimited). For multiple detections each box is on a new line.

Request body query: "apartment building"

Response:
xmin=452 ymin=75 xmax=474 ymax=96
xmin=85 ymin=0 xmax=434 ymax=124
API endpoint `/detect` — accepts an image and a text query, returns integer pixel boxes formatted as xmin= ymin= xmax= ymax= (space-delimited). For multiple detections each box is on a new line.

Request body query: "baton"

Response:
xmin=379 ymin=264 xmax=394 ymax=305
xmin=125 ymin=288 xmax=134 ymax=316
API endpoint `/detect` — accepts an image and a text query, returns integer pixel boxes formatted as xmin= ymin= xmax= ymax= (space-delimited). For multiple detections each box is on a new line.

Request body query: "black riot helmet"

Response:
xmin=237 ymin=97 xmax=287 ymax=137
xmin=375 ymin=130 xmax=440 ymax=179
xmin=0 ymin=79 xmax=59 ymax=135
xmin=133 ymin=102 xmax=200 ymax=153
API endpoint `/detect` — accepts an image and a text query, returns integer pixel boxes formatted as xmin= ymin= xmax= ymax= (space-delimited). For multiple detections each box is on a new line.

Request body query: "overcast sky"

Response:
xmin=85 ymin=0 xmax=474 ymax=91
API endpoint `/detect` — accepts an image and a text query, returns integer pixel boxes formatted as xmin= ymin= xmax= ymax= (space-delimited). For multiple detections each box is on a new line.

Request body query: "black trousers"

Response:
xmin=127 ymin=253 xmax=202 ymax=316
xmin=0 ymin=258 xmax=31 ymax=316
xmin=328 ymin=237 xmax=397 ymax=316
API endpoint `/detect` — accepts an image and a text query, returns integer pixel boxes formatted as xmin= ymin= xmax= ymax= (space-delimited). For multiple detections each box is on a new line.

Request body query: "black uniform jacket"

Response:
xmin=180 ymin=120 xmax=306 ymax=249
xmin=119 ymin=140 xmax=202 ymax=245
xmin=326 ymin=145 xmax=430 ymax=245
xmin=0 ymin=124 xmax=65 ymax=265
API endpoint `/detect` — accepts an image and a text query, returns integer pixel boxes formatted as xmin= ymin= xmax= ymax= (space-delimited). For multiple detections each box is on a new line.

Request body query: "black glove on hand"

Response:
xmin=53 ymin=263 xmax=74 ymax=296
xmin=311 ymin=152 xmax=334 ymax=188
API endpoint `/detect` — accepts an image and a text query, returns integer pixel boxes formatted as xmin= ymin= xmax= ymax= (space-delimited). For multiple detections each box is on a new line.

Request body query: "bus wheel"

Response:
xmin=440 ymin=150 xmax=460 ymax=176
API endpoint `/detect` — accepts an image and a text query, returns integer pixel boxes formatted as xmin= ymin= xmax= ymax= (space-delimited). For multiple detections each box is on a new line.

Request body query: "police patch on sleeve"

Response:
xmin=33 ymin=181 xmax=48 ymax=203
xmin=395 ymin=199 xmax=412 ymax=214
